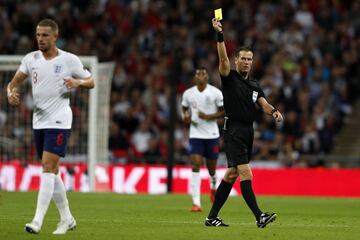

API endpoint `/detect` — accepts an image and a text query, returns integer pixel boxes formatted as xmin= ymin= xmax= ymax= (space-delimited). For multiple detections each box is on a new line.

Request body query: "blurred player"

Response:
xmin=205 ymin=18 xmax=283 ymax=227
xmin=181 ymin=67 xmax=224 ymax=212
xmin=7 ymin=19 xmax=95 ymax=234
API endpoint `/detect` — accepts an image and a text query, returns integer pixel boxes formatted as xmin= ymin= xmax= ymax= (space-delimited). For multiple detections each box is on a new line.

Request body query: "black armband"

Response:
xmin=217 ymin=32 xmax=224 ymax=42
xmin=270 ymin=108 xmax=277 ymax=115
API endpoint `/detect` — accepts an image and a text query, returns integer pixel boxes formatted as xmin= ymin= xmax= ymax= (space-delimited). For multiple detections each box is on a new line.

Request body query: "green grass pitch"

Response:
xmin=0 ymin=192 xmax=359 ymax=240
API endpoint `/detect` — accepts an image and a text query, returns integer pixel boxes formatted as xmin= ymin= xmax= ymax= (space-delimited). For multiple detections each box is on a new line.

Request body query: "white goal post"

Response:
xmin=0 ymin=55 xmax=115 ymax=191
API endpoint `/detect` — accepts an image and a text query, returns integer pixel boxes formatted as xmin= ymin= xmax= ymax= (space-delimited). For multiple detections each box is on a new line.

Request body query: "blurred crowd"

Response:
xmin=1 ymin=0 xmax=359 ymax=167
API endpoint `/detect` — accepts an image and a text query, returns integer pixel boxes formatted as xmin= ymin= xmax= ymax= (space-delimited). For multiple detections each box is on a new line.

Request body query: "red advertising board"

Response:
xmin=1 ymin=163 xmax=360 ymax=197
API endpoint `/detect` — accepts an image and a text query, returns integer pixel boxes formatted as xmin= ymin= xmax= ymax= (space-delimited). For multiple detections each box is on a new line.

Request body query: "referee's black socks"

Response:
xmin=208 ymin=180 xmax=233 ymax=219
xmin=240 ymin=180 xmax=262 ymax=220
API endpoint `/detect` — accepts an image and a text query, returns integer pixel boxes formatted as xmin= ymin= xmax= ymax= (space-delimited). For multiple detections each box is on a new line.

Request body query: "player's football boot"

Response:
xmin=210 ymin=189 xmax=216 ymax=203
xmin=205 ymin=217 xmax=229 ymax=227
xmin=190 ymin=204 xmax=202 ymax=212
xmin=52 ymin=217 xmax=77 ymax=234
xmin=256 ymin=212 xmax=277 ymax=228
xmin=24 ymin=221 xmax=41 ymax=234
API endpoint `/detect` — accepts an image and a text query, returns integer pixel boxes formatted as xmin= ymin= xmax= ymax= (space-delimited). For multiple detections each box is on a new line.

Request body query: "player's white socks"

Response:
xmin=33 ymin=173 xmax=56 ymax=227
xmin=190 ymin=172 xmax=201 ymax=206
xmin=210 ymin=174 xmax=217 ymax=190
xmin=53 ymin=174 xmax=73 ymax=222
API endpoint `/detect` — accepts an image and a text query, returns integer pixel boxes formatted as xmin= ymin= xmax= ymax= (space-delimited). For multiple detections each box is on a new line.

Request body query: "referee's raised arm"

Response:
xmin=212 ymin=18 xmax=230 ymax=77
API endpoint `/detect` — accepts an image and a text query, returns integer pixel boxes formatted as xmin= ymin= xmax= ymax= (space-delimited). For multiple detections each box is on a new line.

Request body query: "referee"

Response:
xmin=205 ymin=17 xmax=283 ymax=228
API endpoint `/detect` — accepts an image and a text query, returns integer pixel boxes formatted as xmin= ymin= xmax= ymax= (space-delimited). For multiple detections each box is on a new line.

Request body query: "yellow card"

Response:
xmin=214 ymin=8 xmax=223 ymax=20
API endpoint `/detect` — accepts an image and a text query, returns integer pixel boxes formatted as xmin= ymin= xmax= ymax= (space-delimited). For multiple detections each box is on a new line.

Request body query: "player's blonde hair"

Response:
xmin=37 ymin=19 xmax=59 ymax=34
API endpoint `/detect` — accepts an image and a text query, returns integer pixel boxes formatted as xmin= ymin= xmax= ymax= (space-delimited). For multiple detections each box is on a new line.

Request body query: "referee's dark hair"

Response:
xmin=235 ymin=46 xmax=253 ymax=58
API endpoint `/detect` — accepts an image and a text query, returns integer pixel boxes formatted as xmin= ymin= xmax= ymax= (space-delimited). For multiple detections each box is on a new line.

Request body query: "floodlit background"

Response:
xmin=1 ymin=1 xmax=360 ymax=239
xmin=0 ymin=0 xmax=360 ymax=191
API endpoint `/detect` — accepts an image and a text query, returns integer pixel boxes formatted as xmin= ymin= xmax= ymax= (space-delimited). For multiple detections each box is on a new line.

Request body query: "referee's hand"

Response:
xmin=212 ymin=18 xmax=222 ymax=32
xmin=272 ymin=111 xmax=283 ymax=123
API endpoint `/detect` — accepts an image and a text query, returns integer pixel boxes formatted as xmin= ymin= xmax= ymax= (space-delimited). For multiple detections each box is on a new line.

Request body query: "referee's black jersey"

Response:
xmin=220 ymin=70 xmax=265 ymax=124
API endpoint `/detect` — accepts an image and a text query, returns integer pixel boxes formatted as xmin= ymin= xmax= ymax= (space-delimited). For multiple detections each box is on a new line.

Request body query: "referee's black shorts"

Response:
xmin=223 ymin=120 xmax=254 ymax=168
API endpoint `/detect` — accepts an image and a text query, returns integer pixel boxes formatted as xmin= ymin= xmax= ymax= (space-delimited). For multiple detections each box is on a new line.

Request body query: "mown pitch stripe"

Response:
xmin=0 ymin=216 xmax=357 ymax=229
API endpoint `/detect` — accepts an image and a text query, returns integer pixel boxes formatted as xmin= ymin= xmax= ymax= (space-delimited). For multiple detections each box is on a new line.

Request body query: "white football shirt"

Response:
xmin=19 ymin=49 xmax=91 ymax=129
xmin=181 ymin=84 xmax=223 ymax=139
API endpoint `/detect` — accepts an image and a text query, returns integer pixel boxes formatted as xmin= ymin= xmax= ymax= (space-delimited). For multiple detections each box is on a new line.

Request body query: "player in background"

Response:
xmin=7 ymin=19 xmax=95 ymax=234
xmin=181 ymin=67 xmax=224 ymax=212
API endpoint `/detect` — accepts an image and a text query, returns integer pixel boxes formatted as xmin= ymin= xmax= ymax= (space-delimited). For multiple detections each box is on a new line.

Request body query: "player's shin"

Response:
xmin=53 ymin=174 xmax=73 ymax=221
xmin=32 ymin=173 xmax=56 ymax=226
xmin=190 ymin=171 xmax=201 ymax=207
xmin=210 ymin=174 xmax=217 ymax=190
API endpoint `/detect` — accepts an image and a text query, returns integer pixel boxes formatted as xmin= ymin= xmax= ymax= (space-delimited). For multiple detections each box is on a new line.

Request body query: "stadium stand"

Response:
xmin=0 ymin=0 xmax=359 ymax=167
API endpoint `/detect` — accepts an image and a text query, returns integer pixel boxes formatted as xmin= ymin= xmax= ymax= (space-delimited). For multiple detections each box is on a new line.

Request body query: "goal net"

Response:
xmin=0 ymin=55 xmax=114 ymax=191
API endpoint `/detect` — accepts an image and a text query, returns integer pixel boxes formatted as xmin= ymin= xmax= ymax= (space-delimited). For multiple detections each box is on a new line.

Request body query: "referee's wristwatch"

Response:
xmin=271 ymin=108 xmax=277 ymax=115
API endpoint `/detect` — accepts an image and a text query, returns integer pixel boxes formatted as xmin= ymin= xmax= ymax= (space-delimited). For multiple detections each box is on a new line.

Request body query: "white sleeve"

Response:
xmin=69 ymin=55 xmax=91 ymax=78
xmin=215 ymin=89 xmax=224 ymax=107
xmin=19 ymin=55 xmax=30 ymax=75
xmin=181 ymin=91 xmax=189 ymax=108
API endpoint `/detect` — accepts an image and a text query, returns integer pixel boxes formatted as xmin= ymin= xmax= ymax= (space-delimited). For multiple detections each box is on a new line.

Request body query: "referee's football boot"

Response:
xmin=24 ymin=221 xmax=41 ymax=234
xmin=205 ymin=217 xmax=229 ymax=227
xmin=256 ymin=212 xmax=277 ymax=228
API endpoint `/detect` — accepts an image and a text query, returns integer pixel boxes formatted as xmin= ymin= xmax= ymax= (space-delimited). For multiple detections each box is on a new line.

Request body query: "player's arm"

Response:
xmin=64 ymin=76 xmax=95 ymax=89
xmin=65 ymin=55 xmax=95 ymax=89
xmin=7 ymin=70 xmax=28 ymax=106
xmin=182 ymin=106 xmax=191 ymax=124
xmin=212 ymin=18 xmax=230 ymax=77
xmin=257 ymin=97 xmax=283 ymax=122
xmin=198 ymin=107 xmax=225 ymax=120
